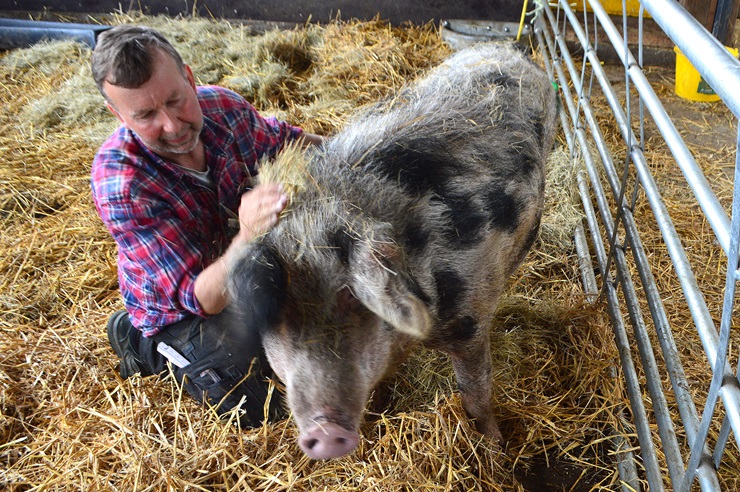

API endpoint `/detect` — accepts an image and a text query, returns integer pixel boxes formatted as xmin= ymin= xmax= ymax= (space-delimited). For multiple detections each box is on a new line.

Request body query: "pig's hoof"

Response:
xmin=475 ymin=420 xmax=504 ymax=445
xmin=299 ymin=422 xmax=360 ymax=459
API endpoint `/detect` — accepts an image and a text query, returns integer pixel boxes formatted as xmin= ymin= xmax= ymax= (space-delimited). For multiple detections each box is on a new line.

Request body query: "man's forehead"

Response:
xmin=129 ymin=90 xmax=180 ymax=117
xmin=104 ymin=56 xmax=188 ymax=114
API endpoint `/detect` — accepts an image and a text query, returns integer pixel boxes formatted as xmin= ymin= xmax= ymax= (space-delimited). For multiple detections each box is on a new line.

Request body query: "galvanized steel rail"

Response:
xmin=534 ymin=0 xmax=740 ymax=490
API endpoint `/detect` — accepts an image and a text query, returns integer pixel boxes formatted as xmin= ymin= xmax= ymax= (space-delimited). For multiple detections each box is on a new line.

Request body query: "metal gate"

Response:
xmin=534 ymin=0 xmax=740 ymax=490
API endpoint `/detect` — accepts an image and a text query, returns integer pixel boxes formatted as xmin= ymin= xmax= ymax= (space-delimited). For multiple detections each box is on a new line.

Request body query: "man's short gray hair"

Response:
xmin=91 ymin=25 xmax=185 ymax=98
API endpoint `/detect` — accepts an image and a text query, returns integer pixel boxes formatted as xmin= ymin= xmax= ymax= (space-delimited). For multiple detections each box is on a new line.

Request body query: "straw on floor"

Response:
xmin=1 ymin=12 xmax=736 ymax=491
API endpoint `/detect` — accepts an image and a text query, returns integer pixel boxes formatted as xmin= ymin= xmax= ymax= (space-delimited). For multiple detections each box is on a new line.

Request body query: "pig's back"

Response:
xmin=320 ymin=42 xmax=556 ymax=247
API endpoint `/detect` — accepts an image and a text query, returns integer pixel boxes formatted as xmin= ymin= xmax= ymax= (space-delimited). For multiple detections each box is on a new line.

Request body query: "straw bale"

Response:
xmin=7 ymin=12 xmax=730 ymax=492
xmin=0 ymin=38 xmax=89 ymax=74
xmin=0 ymin=41 xmax=119 ymax=144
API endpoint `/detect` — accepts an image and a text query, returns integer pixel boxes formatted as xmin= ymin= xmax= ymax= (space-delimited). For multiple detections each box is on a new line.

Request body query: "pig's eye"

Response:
xmin=337 ymin=285 xmax=361 ymax=312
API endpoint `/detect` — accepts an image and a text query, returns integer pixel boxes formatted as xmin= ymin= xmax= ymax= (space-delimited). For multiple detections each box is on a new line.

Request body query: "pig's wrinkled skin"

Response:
xmin=228 ymin=43 xmax=558 ymax=460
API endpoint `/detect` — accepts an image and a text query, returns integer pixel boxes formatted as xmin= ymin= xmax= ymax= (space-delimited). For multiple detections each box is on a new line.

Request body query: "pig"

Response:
xmin=227 ymin=42 xmax=558 ymax=460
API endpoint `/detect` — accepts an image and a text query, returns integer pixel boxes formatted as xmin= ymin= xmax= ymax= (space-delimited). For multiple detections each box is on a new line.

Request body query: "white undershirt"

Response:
xmin=179 ymin=165 xmax=215 ymax=189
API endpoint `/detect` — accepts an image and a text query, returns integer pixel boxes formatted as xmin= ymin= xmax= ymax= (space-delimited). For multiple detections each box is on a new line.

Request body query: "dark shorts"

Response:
xmin=133 ymin=309 xmax=284 ymax=428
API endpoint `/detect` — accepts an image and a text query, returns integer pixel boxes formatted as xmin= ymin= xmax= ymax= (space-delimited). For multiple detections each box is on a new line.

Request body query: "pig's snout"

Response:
xmin=299 ymin=421 xmax=359 ymax=460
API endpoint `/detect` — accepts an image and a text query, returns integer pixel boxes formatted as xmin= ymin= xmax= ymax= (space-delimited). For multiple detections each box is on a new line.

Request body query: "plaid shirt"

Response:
xmin=91 ymin=86 xmax=302 ymax=336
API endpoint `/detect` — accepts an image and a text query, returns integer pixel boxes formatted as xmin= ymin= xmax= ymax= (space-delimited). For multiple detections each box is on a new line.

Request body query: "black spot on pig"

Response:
xmin=439 ymin=193 xmax=487 ymax=246
xmin=402 ymin=219 xmax=431 ymax=252
xmin=370 ymin=138 xmax=459 ymax=195
xmin=533 ymin=116 xmax=545 ymax=143
xmin=330 ymin=226 xmax=356 ymax=265
xmin=433 ymin=269 xmax=468 ymax=321
xmin=513 ymin=149 xmax=539 ymax=177
xmin=491 ymin=73 xmax=516 ymax=88
xmin=228 ymin=245 xmax=286 ymax=335
xmin=483 ymin=184 xmax=520 ymax=232
xmin=439 ymin=315 xmax=479 ymax=344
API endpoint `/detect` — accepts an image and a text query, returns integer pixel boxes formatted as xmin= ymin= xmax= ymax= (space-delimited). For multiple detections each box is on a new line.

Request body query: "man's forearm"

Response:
xmin=297 ymin=132 xmax=325 ymax=147
xmin=193 ymin=235 xmax=249 ymax=315
xmin=192 ymin=135 xmax=309 ymax=315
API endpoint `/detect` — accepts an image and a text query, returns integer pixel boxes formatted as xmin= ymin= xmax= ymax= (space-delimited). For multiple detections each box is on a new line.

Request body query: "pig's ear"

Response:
xmin=348 ymin=238 xmax=432 ymax=338
xmin=227 ymin=244 xmax=286 ymax=334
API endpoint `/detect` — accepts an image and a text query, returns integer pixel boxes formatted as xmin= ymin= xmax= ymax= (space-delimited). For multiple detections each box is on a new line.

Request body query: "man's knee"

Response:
xmin=152 ymin=312 xmax=283 ymax=427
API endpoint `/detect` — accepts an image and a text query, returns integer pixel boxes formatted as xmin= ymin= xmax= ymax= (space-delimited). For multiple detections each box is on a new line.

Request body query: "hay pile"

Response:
xmin=1 ymin=13 xmax=628 ymax=491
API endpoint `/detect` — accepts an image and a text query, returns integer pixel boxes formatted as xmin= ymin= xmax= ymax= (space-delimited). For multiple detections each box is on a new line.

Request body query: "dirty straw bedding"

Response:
xmin=2 ymin=13 xmax=736 ymax=491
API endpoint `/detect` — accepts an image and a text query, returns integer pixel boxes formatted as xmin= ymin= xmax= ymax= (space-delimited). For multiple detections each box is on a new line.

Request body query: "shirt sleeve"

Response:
xmin=105 ymin=193 xmax=208 ymax=321
xmin=251 ymin=113 xmax=304 ymax=157
xmin=201 ymin=86 xmax=303 ymax=169
xmin=92 ymin=145 xmax=208 ymax=334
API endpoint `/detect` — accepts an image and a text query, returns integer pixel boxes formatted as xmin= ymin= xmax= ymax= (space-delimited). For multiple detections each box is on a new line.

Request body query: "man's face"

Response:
xmin=103 ymin=48 xmax=203 ymax=160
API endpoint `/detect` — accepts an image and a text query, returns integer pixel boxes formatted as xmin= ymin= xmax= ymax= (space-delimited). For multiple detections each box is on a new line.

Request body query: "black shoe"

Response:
xmin=106 ymin=310 xmax=152 ymax=379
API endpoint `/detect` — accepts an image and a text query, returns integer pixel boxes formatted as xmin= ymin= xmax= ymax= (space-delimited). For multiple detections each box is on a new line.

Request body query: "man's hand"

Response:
xmin=296 ymin=132 xmax=325 ymax=147
xmin=236 ymin=183 xmax=288 ymax=242
xmin=193 ymin=183 xmax=286 ymax=315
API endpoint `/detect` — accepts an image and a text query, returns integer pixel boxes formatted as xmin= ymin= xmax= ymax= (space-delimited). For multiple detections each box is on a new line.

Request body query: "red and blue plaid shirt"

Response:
xmin=91 ymin=86 xmax=302 ymax=336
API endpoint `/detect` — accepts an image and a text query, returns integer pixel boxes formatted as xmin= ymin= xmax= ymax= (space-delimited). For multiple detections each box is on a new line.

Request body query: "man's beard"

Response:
xmin=151 ymin=124 xmax=202 ymax=155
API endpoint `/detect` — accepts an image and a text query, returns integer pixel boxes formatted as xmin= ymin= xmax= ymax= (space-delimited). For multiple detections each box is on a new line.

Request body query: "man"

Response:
xmin=90 ymin=24 xmax=323 ymax=427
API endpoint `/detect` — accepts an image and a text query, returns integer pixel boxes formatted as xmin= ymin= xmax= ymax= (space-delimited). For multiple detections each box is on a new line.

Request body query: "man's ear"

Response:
xmin=184 ymin=64 xmax=196 ymax=90
xmin=105 ymin=100 xmax=125 ymax=124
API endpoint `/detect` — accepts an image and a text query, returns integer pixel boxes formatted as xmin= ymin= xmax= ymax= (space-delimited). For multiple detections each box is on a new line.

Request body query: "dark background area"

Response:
xmin=0 ymin=0 xmax=522 ymax=25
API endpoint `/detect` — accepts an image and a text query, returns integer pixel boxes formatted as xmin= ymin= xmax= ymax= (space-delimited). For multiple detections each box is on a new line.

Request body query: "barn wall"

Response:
xmin=0 ymin=0 xmax=524 ymax=25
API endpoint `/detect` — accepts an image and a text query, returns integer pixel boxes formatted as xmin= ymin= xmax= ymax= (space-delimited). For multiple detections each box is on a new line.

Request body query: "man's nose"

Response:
xmin=160 ymin=109 xmax=181 ymax=134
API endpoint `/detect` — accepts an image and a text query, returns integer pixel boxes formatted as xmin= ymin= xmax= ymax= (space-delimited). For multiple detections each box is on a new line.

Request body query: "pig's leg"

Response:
xmin=446 ymin=323 xmax=503 ymax=443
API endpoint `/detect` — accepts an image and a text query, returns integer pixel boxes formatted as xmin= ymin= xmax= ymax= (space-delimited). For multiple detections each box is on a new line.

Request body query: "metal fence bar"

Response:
xmin=535 ymin=19 xmax=642 ymax=492
xmin=614 ymin=2 xmax=733 ymax=256
xmin=540 ymin=2 xmax=698 ymax=487
xmin=640 ymin=0 xmax=740 ymax=120
xmin=715 ymin=168 xmax=740 ymax=463
xmin=573 ymin=223 xmax=598 ymax=301
xmin=535 ymin=0 xmax=740 ymax=489
xmin=679 ymin=125 xmax=740 ymax=492
xmin=584 ymin=2 xmax=738 ymax=394
xmin=584 ymin=0 xmax=740 ymax=478
xmin=575 ymin=4 xmax=733 ymax=488
xmin=536 ymin=8 xmax=667 ymax=489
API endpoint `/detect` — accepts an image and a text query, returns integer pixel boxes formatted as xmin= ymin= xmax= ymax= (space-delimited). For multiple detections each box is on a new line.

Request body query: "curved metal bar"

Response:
xmin=537 ymin=9 xmax=668 ymax=490
xmin=640 ymin=0 xmax=740 ymax=120
xmin=586 ymin=0 xmax=740 ymax=457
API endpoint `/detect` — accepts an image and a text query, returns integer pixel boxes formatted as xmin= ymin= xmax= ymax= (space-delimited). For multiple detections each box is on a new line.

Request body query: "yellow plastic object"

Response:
xmin=674 ymin=46 xmax=739 ymax=102
xmin=573 ymin=0 xmax=649 ymax=18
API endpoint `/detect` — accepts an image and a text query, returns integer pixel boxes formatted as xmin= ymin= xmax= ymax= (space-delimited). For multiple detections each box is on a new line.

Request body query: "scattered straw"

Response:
xmin=1 ymin=12 xmax=736 ymax=492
